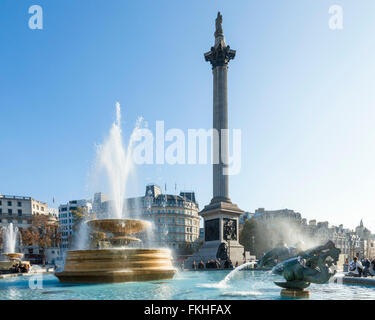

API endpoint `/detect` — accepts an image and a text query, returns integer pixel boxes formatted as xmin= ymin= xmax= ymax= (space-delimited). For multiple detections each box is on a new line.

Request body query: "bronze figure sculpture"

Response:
xmin=258 ymin=243 xmax=302 ymax=268
xmin=272 ymin=240 xmax=340 ymax=297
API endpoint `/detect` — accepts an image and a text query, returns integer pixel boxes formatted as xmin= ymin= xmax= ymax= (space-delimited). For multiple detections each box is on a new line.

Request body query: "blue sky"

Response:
xmin=1 ymin=1 xmax=375 ymax=231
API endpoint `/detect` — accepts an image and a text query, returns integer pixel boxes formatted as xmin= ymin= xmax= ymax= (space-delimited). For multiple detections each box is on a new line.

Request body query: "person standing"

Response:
xmin=363 ymin=258 xmax=371 ymax=277
xmin=192 ymin=260 xmax=197 ymax=270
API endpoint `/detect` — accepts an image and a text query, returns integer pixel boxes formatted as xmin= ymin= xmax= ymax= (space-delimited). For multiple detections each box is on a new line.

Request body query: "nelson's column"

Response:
xmin=192 ymin=12 xmax=245 ymax=265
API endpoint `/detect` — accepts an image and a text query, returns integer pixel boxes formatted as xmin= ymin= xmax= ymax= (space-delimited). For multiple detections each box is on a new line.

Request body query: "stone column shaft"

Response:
xmin=204 ymin=12 xmax=236 ymax=204
xmin=212 ymin=65 xmax=229 ymax=202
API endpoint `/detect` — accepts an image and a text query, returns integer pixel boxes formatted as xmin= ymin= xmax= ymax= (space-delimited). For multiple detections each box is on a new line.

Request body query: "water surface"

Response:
xmin=0 ymin=270 xmax=374 ymax=300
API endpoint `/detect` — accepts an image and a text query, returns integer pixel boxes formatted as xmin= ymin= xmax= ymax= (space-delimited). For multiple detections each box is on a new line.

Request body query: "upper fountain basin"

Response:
xmin=87 ymin=219 xmax=152 ymax=235
xmin=2 ymin=253 xmax=24 ymax=261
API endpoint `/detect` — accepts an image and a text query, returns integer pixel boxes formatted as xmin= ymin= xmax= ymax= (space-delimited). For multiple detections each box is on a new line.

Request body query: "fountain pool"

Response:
xmin=1 ymin=270 xmax=375 ymax=300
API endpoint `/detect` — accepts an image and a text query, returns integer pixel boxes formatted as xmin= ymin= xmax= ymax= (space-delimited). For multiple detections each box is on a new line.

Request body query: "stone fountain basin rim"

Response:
xmin=87 ymin=218 xmax=152 ymax=235
xmin=2 ymin=253 xmax=24 ymax=259
xmin=55 ymin=268 xmax=177 ymax=275
xmin=65 ymin=248 xmax=172 ymax=254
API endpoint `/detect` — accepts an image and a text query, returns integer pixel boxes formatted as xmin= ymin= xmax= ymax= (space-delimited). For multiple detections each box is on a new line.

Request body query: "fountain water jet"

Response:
xmin=1 ymin=223 xmax=23 ymax=261
xmin=198 ymin=262 xmax=257 ymax=289
xmin=219 ymin=262 xmax=256 ymax=286
xmin=95 ymin=102 xmax=142 ymax=219
xmin=2 ymin=223 xmax=19 ymax=254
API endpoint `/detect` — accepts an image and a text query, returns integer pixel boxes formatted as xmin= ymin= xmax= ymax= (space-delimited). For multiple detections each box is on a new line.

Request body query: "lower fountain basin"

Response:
xmin=55 ymin=248 xmax=176 ymax=283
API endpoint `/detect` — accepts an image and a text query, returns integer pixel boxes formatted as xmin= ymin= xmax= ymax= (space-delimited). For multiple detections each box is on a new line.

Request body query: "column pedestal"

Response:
xmin=187 ymin=200 xmax=244 ymax=266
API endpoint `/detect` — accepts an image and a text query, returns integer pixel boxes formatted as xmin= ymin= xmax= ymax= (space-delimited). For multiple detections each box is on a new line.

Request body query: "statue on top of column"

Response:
xmin=215 ymin=12 xmax=223 ymax=36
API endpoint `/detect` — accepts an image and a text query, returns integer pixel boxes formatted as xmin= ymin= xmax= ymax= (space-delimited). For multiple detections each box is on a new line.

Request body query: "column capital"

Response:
xmin=204 ymin=43 xmax=236 ymax=69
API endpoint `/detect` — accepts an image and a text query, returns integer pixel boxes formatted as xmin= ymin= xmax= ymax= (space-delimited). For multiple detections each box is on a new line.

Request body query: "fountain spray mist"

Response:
xmin=95 ymin=102 xmax=143 ymax=219
xmin=73 ymin=221 xmax=90 ymax=250
xmin=266 ymin=219 xmax=321 ymax=250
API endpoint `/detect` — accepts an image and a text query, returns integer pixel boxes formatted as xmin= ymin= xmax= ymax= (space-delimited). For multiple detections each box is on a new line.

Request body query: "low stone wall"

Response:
xmin=0 ymin=271 xmax=54 ymax=280
xmin=338 ymin=277 xmax=375 ymax=286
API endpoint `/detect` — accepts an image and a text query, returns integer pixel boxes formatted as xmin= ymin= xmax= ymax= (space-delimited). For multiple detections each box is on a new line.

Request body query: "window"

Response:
xmin=0 ymin=200 xmax=2 ymax=205
xmin=0 ymin=209 xmax=2 ymax=214
xmin=8 ymin=209 xmax=12 ymax=215
xmin=18 ymin=209 xmax=22 ymax=216
xmin=17 ymin=202 xmax=22 ymax=207
xmin=7 ymin=201 xmax=12 ymax=206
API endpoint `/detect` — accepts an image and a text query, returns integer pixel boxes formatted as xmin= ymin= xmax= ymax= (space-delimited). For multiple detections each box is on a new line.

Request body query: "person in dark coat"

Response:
xmin=192 ymin=260 xmax=197 ymax=270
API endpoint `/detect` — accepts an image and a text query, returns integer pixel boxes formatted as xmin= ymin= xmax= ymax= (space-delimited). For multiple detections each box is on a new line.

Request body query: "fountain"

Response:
xmin=55 ymin=103 xmax=176 ymax=283
xmin=54 ymin=218 xmax=176 ymax=283
xmin=1 ymin=223 xmax=23 ymax=261
xmin=0 ymin=223 xmax=29 ymax=273
xmin=272 ymin=241 xmax=341 ymax=297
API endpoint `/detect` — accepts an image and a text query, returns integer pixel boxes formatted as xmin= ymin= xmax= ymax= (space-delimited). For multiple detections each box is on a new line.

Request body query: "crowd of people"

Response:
xmin=9 ymin=261 xmax=29 ymax=274
xmin=346 ymin=257 xmax=375 ymax=277
xmin=191 ymin=259 xmax=240 ymax=270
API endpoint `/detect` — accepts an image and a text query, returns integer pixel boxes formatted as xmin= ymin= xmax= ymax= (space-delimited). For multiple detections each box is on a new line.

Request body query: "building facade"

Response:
xmin=92 ymin=192 xmax=110 ymax=216
xmin=93 ymin=185 xmax=201 ymax=255
xmin=0 ymin=195 xmax=49 ymax=230
xmin=58 ymin=199 xmax=92 ymax=250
